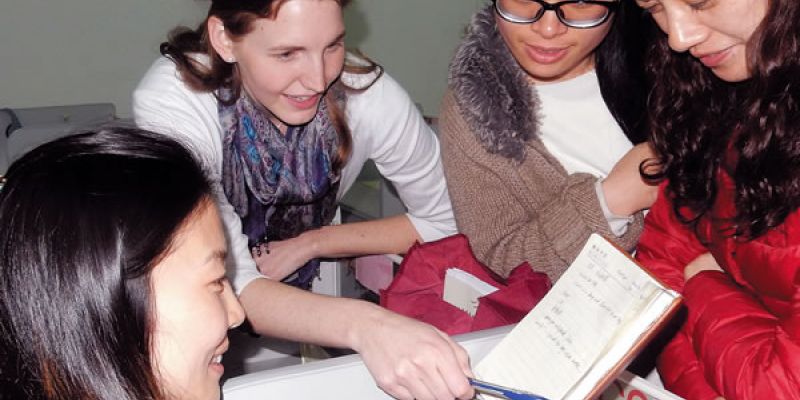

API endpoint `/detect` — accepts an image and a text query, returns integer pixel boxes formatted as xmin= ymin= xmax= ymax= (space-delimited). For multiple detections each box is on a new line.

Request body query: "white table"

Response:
xmin=222 ymin=325 xmax=512 ymax=399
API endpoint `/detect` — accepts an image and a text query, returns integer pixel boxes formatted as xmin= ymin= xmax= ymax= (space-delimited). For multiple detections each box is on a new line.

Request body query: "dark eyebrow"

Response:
xmin=328 ymin=32 xmax=346 ymax=46
xmin=204 ymin=249 xmax=228 ymax=280
xmin=203 ymin=249 xmax=228 ymax=266
xmin=269 ymin=31 xmax=345 ymax=53
xmin=270 ymin=45 xmax=305 ymax=53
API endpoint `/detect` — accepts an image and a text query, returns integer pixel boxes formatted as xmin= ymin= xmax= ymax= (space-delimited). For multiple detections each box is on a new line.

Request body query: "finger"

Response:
xmin=366 ymin=354 xmax=416 ymax=400
xmin=421 ymin=353 xmax=474 ymax=400
xmin=377 ymin=375 xmax=414 ymax=400
xmin=391 ymin=354 xmax=442 ymax=400
xmin=398 ymin=338 xmax=467 ymax=400
xmin=433 ymin=349 xmax=473 ymax=399
xmin=439 ymin=331 xmax=473 ymax=377
xmin=402 ymin=374 xmax=437 ymax=400
xmin=433 ymin=331 xmax=474 ymax=399
xmin=421 ymin=368 xmax=455 ymax=400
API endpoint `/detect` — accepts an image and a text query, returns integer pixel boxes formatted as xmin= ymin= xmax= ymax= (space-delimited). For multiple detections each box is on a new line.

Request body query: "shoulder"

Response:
xmin=135 ymin=56 xmax=190 ymax=96
xmin=340 ymin=68 xmax=439 ymax=165
xmin=439 ymin=89 xmax=461 ymax=124
xmin=343 ymin=69 xmax=421 ymax=139
xmin=339 ymin=51 xmax=384 ymax=89
xmin=132 ymin=56 xmax=223 ymax=170
xmin=343 ymin=69 xmax=409 ymax=107
xmin=438 ymin=88 xmax=482 ymax=153
xmin=136 ymin=56 xmax=214 ymax=98
xmin=133 ymin=56 xmax=218 ymax=127
xmin=342 ymin=69 xmax=418 ymax=135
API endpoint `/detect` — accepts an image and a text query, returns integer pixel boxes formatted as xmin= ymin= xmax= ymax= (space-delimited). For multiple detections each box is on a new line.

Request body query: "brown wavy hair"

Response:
xmin=159 ymin=0 xmax=367 ymax=172
xmin=644 ymin=0 xmax=800 ymax=239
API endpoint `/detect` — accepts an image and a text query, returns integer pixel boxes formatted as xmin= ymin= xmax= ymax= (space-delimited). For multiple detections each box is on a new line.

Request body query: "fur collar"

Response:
xmin=448 ymin=6 xmax=540 ymax=161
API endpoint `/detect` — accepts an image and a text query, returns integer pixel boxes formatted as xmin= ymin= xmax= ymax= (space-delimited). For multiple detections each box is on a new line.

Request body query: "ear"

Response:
xmin=207 ymin=16 xmax=236 ymax=63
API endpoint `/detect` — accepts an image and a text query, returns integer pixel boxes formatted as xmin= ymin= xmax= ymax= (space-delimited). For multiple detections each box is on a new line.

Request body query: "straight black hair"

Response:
xmin=0 ymin=127 xmax=213 ymax=399
xmin=596 ymin=0 xmax=653 ymax=145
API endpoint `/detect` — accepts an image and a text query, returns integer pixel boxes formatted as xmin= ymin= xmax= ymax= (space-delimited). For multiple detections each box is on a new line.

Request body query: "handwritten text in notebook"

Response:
xmin=475 ymin=234 xmax=680 ymax=400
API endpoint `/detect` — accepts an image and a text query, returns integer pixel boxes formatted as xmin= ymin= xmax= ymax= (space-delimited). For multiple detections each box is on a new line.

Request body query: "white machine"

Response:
xmin=0 ymin=103 xmax=116 ymax=173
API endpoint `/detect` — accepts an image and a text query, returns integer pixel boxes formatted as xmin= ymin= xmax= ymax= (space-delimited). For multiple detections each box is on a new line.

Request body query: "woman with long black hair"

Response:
xmin=0 ymin=127 xmax=245 ymax=400
xmin=634 ymin=0 xmax=800 ymax=398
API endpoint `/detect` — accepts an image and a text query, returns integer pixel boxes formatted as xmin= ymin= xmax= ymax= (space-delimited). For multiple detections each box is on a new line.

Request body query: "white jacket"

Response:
xmin=133 ymin=57 xmax=455 ymax=293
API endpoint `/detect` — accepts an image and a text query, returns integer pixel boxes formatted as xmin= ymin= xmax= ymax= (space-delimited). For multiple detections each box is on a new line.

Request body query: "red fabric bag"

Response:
xmin=380 ymin=234 xmax=551 ymax=335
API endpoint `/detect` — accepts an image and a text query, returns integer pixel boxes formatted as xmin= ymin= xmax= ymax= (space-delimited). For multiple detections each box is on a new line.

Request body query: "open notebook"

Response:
xmin=475 ymin=234 xmax=681 ymax=400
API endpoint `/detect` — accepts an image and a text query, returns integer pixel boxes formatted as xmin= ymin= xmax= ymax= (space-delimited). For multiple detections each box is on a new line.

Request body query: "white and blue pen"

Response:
xmin=469 ymin=378 xmax=550 ymax=400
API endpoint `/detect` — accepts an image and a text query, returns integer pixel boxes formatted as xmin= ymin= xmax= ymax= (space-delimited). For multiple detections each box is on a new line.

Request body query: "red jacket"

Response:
xmin=636 ymin=172 xmax=800 ymax=400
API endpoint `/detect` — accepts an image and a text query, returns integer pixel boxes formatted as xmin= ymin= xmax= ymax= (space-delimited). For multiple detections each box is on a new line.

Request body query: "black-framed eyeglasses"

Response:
xmin=493 ymin=0 xmax=619 ymax=29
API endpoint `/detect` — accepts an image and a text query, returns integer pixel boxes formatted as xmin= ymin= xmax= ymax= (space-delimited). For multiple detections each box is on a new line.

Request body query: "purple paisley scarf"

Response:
xmin=219 ymin=88 xmax=341 ymax=289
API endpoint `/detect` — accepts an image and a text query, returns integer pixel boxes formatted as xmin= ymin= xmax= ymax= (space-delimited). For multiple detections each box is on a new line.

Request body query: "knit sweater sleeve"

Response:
xmin=439 ymin=91 xmax=643 ymax=281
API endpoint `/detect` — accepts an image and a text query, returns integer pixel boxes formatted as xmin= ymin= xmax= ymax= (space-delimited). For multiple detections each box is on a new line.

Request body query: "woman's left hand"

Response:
xmin=683 ymin=252 xmax=723 ymax=281
xmin=252 ymin=233 xmax=317 ymax=281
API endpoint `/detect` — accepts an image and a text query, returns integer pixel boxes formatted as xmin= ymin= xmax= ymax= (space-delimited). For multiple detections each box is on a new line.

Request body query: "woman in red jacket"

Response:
xmin=633 ymin=0 xmax=800 ymax=399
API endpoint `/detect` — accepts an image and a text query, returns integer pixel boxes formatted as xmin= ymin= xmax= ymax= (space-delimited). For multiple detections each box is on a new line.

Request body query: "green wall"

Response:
xmin=0 ymin=0 xmax=484 ymax=117
xmin=345 ymin=0 xmax=484 ymax=115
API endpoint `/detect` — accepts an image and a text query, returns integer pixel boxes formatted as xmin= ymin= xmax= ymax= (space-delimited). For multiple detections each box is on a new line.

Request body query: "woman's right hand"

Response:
xmin=601 ymin=142 xmax=660 ymax=216
xmin=349 ymin=306 xmax=475 ymax=400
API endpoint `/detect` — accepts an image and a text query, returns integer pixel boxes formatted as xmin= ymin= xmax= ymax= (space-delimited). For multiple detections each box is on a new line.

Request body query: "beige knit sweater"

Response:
xmin=439 ymin=90 xmax=644 ymax=282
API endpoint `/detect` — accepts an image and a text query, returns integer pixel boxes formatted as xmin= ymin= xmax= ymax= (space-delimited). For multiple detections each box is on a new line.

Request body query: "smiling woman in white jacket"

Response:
xmin=132 ymin=1 xmax=470 ymax=399
xmin=134 ymin=55 xmax=454 ymax=293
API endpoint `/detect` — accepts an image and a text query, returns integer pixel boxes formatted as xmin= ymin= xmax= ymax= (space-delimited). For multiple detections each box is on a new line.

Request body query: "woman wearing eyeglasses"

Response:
xmin=440 ymin=0 xmax=657 ymax=281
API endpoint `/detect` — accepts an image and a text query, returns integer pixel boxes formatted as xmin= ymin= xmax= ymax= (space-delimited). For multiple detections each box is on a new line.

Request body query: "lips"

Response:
xmin=284 ymin=93 xmax=320 ymax=110
xmin=525 ymin=44 xmax=569 ymax=65
xmin=695 ymin=47 xmax=733 ymax=68
xmin=209 ymin=338 xmax=229 ymax=376
xmin=211 ymin=339 xmax=229 ymax=361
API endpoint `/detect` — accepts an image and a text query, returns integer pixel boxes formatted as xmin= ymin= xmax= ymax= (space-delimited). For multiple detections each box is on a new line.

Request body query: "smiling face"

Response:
xmin=636 ymin=0 xmax=768 ymax=82
xmin=210 ymin=0 xmax=346 ymax=128
xmin=150 ymin=202 xmax=245 ymax=400
xmin=495 ymin=2 xmax=615 ymax=83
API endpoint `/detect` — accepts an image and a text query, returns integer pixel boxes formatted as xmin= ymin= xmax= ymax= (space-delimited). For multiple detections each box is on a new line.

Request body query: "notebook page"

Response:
xmin=566 ymin=284 xmax=678 ymax=399
xmin=475 ymin=234 xmax=664 ymax=399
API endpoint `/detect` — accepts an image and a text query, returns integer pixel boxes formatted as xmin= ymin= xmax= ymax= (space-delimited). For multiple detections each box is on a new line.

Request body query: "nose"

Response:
xmin=664 ymin=8 xmax=707 ymax=52
xmin=223 ymin=282 xmax=246 ymax=329
xmin=531 ymin=10 xmax=568 ymax=39
xmin=301 ymin=55 xmax=327 ymax=93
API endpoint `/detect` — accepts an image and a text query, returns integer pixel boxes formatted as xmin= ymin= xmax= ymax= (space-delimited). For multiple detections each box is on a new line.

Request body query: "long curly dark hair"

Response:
xmin=645 ymin=0 xmax=800 ymax=239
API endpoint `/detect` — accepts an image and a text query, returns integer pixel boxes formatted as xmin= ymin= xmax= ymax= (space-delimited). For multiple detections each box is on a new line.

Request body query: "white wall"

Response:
xmin=0 ymin=0 xmax=208 ymax=117
xmin=0 ymin=0 xmax=483 ymax=117
xmin=344 ymin=0 xmax=485 ymax=116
